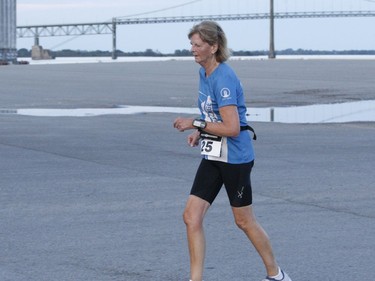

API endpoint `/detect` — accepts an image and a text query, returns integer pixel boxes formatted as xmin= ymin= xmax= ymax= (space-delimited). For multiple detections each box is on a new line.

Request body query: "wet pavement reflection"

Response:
xmin=5 ymin=100 xmax=375 ymax=124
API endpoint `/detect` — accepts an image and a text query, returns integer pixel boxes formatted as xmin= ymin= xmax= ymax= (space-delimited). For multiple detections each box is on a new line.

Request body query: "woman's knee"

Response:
xmin=183 ymin=207 xmax=203 ymax=229
xmin=233 ymin=207 xmax=257 ymax=231
xmin=235 ymin=216 xmax=250 ymax=230
xmin=182 ymin=208 xmax=191 ymax=225
xmin=183 ymin=196 xmax=209 ymax=229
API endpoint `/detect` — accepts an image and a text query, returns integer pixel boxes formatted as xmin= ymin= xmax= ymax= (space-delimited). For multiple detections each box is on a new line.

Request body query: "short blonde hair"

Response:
xmin=188 ymin=21 xmax=230 ymax=63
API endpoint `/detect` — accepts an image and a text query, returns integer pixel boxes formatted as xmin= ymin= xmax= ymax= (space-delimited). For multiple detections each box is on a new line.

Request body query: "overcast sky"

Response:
xmin=16 ymin=0 xmax=375 ymax=53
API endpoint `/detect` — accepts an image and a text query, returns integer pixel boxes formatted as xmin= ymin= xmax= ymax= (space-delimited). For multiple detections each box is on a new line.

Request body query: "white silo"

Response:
xmin=0 ymin=0 xmax=17 ymax=63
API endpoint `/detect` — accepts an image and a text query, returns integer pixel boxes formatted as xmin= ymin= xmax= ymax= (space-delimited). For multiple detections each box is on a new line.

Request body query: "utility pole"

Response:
xmin=269 ymin=0 xmax=276 ymax=59
xmin=112 ymin=18 xmax=117 ymax=60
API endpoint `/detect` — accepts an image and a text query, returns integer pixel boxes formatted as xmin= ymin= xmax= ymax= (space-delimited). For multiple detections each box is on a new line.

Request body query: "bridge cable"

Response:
xmin=115 ymin=0 xmax=203 ymax=19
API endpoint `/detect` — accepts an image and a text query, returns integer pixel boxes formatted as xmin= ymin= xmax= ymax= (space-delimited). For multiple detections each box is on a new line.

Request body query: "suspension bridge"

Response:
xmin=16 ymin=0 xmax=375 ymax=59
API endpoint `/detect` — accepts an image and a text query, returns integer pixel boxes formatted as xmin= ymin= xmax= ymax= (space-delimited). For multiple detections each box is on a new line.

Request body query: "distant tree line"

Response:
xmin=17 ymin=48 xmax=375 ymax=58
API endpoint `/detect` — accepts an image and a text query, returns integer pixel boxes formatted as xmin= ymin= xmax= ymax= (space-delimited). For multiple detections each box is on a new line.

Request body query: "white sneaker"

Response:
xmin=262 ymin=269 xmax=292 ymax=281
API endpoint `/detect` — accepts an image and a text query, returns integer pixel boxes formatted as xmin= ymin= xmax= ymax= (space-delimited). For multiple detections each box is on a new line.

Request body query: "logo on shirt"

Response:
xmin=201 ymin=95 xmax=219 ymax=122
xmin=220 ymin=88 xmax=231 ymax=98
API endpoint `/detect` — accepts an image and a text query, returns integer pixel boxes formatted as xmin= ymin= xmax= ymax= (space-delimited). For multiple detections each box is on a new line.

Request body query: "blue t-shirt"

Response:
xmin=198 ymin=63 xmax=254 ymax=164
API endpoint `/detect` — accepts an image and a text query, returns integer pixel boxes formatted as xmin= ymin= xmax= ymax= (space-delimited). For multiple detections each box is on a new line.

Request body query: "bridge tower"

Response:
xmin=0 ymin=0 xmax=17 ymax=63
xmin=269 ymin=0 xmax=276 ymax=59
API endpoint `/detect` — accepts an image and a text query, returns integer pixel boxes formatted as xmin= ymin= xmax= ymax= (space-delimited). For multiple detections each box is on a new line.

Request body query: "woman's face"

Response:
xmin=190 ymin=33 xmax=217 ymax=66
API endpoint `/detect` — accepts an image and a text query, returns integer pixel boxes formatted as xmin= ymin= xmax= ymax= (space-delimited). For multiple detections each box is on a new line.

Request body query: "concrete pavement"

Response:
xmin=0 ymin=59 xmax=374 ymax=280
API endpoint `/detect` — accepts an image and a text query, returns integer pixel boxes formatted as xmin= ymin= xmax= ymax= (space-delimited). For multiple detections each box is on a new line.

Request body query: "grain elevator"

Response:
xmin=0 ymin=0 xmax=17 ymax=63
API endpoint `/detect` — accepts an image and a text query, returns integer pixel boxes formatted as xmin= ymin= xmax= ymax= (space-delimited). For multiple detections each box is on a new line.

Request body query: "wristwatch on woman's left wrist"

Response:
xmin=192 ymin=119 xmax=207 ymax=129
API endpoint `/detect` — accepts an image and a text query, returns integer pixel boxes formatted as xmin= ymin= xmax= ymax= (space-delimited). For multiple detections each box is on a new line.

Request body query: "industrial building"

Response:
xmin=0 ymin=0 xmax=17 ymax=63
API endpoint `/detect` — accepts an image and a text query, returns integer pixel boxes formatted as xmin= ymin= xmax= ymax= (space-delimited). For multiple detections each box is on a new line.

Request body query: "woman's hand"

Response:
xmin=187 ymin=130 xmax=201 ymax=147
xmin=173 ymin=117 xmax=194 ymax=132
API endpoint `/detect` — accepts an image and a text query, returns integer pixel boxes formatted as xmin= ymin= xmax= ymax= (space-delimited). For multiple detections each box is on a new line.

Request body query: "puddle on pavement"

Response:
xmin=5 ymin=100 xmax=375 ymax=124
xmin=248 ymin=100 xmax=375 ymax=123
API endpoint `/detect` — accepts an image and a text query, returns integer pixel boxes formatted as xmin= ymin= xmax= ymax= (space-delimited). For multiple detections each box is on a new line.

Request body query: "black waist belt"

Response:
xmin=199 ymin=125 xmax=257 ymax=140
xmin=240 ymin=125 xmax=257 ymax=140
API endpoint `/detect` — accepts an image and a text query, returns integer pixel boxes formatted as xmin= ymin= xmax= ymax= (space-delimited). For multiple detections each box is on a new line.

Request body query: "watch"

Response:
xmin=192 ymin=119 xmax=207 ymax=129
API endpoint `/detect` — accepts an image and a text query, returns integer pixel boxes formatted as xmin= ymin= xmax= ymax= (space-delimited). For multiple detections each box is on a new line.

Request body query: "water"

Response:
xmin=248 ymin=100 xmax=375 ymax=123
xmin=10 ymin=100 xmax=374 ymax=123
xmin=7 ymin=56 xmax=375 ymax=123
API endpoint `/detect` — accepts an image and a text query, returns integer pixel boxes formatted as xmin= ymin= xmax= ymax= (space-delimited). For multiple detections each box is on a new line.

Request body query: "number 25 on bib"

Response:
xmin=200 ymin=133 xmax=222 ymax=157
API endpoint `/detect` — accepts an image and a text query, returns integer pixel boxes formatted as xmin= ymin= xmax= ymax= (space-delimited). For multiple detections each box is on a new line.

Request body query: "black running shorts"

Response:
xmin=190 ymin=159 xmax=254 ymax=207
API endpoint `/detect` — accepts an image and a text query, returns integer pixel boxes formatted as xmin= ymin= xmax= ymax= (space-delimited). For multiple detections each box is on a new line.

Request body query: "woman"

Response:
xmin=173 ymin=21 xmax=292 ymax=281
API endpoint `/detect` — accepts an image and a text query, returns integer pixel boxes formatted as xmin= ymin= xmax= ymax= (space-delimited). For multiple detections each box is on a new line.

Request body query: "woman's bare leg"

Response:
xmin=232 ymin=205 xmax=279 ymax=277
xmin=183 ymin=195 xmax=211 ymax=281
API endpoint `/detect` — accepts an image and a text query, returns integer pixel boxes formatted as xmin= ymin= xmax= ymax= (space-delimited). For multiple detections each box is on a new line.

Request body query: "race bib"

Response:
xmin=200 ymin=132 xmax=222 ymax=157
